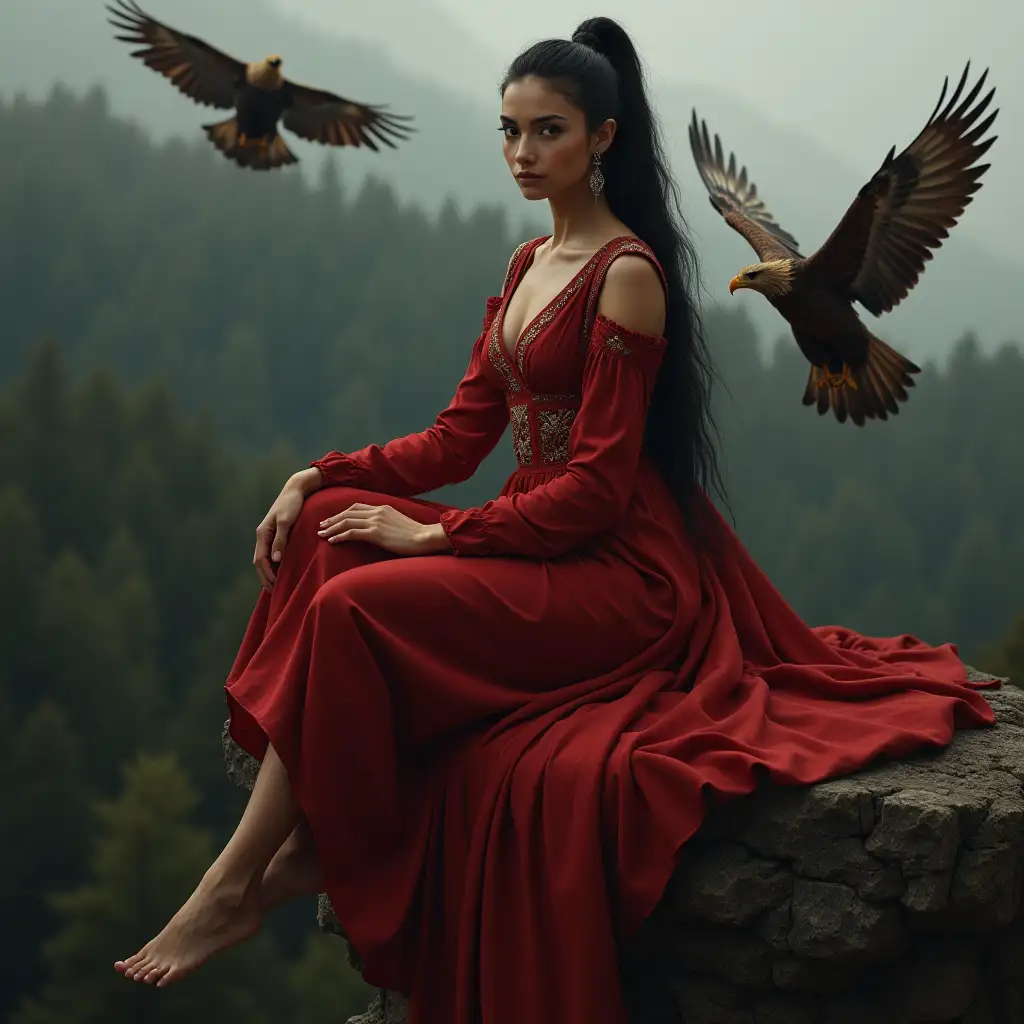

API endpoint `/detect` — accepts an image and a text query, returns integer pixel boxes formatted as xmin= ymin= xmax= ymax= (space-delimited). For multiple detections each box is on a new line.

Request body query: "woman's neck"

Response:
xmin=546 ymin=188 xmax=621 ymax=252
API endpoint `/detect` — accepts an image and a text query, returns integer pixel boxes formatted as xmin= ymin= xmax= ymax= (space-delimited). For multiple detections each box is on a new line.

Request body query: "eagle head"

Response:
xmin=728 ymin=259 xmax=795 ymax=299
xmin=247 ymin=56 xmax=285 ymax=89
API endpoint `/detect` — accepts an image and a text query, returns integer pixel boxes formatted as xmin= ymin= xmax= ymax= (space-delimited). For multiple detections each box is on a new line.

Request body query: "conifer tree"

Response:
xmin=14 ymin=753 xmax=289 ymax=1024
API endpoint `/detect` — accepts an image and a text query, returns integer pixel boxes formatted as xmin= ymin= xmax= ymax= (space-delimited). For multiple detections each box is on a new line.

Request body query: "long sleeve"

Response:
xmin=438 ymin=315 xmax=667 ymax=558
xmin=310 ymin=298 xmax=509 ymax=496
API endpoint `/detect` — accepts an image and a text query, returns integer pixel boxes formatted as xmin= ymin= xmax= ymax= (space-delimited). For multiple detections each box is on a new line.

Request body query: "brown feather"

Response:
xmin=687 ymin=110 xmax=802 ymax=262
xmin=202 ymin=118 xmax=298 ymax=170
xmin=805 ymin=64 xmax=998 ymax=315
xmin=801 ymin=335 xmax=919 ymax=426
xmin=282 ymin=82 xmax=415 ymax=152
xmin=106 ymin=0 xmax=244 ymax=109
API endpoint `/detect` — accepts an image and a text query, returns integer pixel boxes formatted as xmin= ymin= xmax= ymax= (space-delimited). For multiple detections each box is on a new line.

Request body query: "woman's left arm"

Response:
xmin=435 ymin=255 xmax=668 ymax=558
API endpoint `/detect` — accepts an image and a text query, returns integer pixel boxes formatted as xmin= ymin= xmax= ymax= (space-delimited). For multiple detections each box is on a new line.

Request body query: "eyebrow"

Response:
xmin=499 ymin=114 xmax=569 ymax=126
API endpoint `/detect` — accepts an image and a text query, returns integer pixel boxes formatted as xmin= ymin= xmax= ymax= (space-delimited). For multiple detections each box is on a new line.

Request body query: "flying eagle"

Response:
xmin=689 ymin=65 xmax=998 ymax=425
xmin=106 ymin=0 xmax=414 ymax=170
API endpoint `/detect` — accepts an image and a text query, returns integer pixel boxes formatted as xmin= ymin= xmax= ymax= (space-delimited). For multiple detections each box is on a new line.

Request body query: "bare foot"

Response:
xmin=260 ymin=824 xmax=323 ymax=911
xmin=114 ymin=874 xmax=261 ymax=987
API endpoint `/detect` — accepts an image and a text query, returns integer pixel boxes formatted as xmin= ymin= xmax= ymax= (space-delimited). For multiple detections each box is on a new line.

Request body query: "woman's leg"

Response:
xmin=259 ymin=817 xmax=323 ymax=912
xmin=114 ymin=742 xmax=300 ymax=987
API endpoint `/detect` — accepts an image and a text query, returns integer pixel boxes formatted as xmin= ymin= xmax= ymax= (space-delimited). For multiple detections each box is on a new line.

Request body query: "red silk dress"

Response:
xmin=226 ymin=235 xmax=997 ymax=1024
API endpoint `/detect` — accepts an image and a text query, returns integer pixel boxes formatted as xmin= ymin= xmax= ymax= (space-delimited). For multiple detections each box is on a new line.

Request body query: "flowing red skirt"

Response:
xmin=226 ymin=479 xmax=996 ymax=1024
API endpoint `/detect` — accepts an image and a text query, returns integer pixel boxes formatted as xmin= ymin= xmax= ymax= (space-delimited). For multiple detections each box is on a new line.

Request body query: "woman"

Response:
xmin=114 ymin=17 xmax=997 ymax=1024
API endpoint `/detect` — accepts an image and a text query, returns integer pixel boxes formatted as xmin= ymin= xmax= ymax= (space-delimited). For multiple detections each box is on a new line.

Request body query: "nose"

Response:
xmin=514 ymin=138 xmax=537 ymax=167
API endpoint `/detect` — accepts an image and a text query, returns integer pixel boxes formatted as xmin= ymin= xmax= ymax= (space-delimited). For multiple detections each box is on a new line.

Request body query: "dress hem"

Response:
xmin=223 ymin=686 xmax=412 ymax=996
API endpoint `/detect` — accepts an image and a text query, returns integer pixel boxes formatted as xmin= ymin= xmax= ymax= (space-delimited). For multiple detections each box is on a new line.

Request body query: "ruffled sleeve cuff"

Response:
xmin=589 ymin=313 xmax=667 ymax=372
xmin=438 ymin=507 xmax=496 ymax=557
xmin=308 ymin=450 xmax=367 ymax=488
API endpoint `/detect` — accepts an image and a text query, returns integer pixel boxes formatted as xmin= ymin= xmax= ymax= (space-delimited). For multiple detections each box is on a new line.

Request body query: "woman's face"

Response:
xmin=500 ymin=75 xmax=614 ymax=201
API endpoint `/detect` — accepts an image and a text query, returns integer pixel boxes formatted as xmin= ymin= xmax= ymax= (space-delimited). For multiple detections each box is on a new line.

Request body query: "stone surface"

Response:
xmin=222 ymin=666 xmax=1023 ymax=1023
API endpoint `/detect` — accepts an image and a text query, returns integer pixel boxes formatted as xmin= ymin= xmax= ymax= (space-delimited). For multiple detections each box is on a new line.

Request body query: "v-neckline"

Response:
xmin=498 ymin=236 xmax=630 ymax=366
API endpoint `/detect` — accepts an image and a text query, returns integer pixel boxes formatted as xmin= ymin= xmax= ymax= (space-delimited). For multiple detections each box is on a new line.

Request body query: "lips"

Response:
xmin=516 ymin=173 xmax=542 ymax=181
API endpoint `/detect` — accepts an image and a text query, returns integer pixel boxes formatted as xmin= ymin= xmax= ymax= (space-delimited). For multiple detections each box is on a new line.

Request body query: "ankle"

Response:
xmin=203 ymin=863 xmax=264 ymax=904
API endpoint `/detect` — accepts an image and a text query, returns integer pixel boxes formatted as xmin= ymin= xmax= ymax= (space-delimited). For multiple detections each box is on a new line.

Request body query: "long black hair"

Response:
xmin=501 ymin=17 xmax=726 ymax=530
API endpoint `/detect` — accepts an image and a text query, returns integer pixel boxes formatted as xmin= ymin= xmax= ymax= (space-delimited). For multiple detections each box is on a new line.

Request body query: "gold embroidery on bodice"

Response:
xmin=489 ymin=236 xmax=653 ymax=469
xmin=486 ymin=242 xmax=598 ymax=468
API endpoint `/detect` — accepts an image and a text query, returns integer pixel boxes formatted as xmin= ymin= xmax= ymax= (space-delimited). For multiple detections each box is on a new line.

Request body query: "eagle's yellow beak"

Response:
xmin=728 ymin=275 xmax=747 ymax=295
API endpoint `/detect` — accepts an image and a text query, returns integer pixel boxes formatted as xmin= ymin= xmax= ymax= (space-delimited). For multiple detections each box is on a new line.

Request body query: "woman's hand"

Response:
xmin=318 ymin=503 xmax=451 ymax=556
xmin=254 ymin=468 xmax=323 ymax=591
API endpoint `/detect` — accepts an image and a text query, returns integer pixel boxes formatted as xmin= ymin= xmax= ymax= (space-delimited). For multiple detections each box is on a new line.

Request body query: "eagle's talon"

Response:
xmin=816 ymin=364 xmax=858 ymax=391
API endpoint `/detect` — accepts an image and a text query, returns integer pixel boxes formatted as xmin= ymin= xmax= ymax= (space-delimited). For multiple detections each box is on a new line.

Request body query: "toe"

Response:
xmin=151 ymin=964 xmax=174 ymax=987
xmin=155 ymin=965 xmax=179 ymax=988
xmin=141 ymin=957 xmax=166 ymax=979
xmin=130 ymin=958 xmax=155 ymax=982
xmin=120 ymin=950 xmax=146 ymax=972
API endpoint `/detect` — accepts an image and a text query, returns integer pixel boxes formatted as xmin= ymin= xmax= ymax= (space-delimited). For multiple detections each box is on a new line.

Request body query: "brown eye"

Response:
xmin=744 ymin=271 xmax=758 ymax=280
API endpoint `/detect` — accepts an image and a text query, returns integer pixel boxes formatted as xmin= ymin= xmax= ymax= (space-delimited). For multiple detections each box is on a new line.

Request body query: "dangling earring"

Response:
xmin=589 ymin=151 xmax=605 ymax=198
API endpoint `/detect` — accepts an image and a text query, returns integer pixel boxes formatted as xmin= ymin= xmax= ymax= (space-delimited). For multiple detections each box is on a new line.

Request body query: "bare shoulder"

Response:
xmin=596 ymin=253 xmax=666 ymax=337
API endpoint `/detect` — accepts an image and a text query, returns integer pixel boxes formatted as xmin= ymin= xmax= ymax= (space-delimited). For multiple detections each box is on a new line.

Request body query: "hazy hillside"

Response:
xmin=0 ymin=0 xmax=517 ymax=219
xmin=0 ymin=0 xmax=1018 ymax=356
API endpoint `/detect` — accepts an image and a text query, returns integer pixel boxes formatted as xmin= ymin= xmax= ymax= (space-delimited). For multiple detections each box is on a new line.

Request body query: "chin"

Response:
xmin=514 ymin=180 xmax=550 ymax=200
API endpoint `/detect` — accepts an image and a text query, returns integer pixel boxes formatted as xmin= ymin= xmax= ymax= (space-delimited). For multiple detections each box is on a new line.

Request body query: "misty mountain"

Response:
xmin=0 ymin=0 xmax=1017 ymax=357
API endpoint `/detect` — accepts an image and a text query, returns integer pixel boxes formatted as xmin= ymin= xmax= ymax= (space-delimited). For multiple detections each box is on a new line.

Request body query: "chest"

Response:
xmin=490 ymin=248 xmax=604 ymax=396
xmin=486 ymin=287 xmax=590 ymax=401
xmin=774 ymin=284 xmax=860 ymax=339
xmin=236 ymin=88 xmax=286 ymax=131
xmin=501 ymin=255 xmax=589 ymax=346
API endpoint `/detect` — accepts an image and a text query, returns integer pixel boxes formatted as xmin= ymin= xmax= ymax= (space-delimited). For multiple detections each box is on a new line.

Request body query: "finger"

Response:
xmin=318 ymin=520 xmax=362 ymax=540
xmin=254 ymin=537 xmax=275 ymax=577
xmin=253 ymin=539 xmax=275 ymax=590
xmin=254 ymin=522 xmax=272 ymax=560
xmin=271 ymin=522 xmax=291 ymax=564
xmin=319 ymin=505 xmax=376 ymax=524
xmin=329 ymin=526 xmax=378 ymax=544
xmin=318 ymin=512 xmax=378 ymax=538
xmin=254 ymin=558 xmax=275 ymax=591
xmin=319 ymin=505 xmax=378 ymax=529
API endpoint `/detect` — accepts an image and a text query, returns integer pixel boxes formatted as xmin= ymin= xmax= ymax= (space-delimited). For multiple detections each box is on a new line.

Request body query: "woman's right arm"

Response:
xmin=309 ymin=299 xmax=509 ymax=498
xmin=254 ymin=323 xmax=507 ymax=591
xmin=255 ymin=245 xmax=531 ymax=586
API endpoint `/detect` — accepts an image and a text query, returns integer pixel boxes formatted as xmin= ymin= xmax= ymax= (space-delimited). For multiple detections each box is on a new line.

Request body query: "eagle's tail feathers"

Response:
xmin=801 ymin=336 xmax=918 ymax=427
xmin=202 ymin=118 xmax=298 ymax=170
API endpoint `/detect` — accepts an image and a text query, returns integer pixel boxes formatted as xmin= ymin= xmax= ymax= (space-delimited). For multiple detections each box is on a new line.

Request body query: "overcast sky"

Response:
xmin=434 ymin=0 xmax=1021 ymax=171
xmin=276 ymin=0 xmax=1022 ymax=268
xmin=1 ymin=0 xmax=1019 ymax=276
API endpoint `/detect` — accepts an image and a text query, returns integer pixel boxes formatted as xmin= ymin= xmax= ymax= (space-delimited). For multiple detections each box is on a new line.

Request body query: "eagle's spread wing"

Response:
xmin=106 ymin=0 xmax=245 ymax=110
xmin=807 ymin=64 xmax=997 ymax=316
xmin=688 ymin=111 xmax=803 ymax=262
xmin=281 ymin=82 xmax=414 ymax=151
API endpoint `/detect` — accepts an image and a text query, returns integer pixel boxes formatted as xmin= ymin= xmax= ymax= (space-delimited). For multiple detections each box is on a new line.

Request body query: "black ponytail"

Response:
xmin=501 ymin=18 xmax=726 ymax=533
